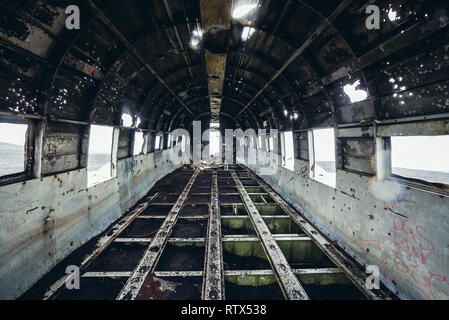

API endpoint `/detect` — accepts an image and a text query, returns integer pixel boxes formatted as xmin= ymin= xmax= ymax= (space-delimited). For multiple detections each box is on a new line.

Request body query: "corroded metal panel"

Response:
xmin=0 ymin=169 xmax=89 ymax=300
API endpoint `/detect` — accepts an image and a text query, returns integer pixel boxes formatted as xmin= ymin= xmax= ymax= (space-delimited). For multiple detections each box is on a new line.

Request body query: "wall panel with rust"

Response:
xmin=0 ymin=148 xmax=183 ymax=300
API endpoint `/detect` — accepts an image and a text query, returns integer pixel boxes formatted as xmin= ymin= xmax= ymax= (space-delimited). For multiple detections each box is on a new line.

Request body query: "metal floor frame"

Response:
xmin=36 ymin=164 xmax=391 ymax=300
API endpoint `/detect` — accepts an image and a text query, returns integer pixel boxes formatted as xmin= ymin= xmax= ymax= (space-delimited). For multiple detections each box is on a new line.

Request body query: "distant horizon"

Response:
xmin=0 ymin=141 xmax=23 ymax=146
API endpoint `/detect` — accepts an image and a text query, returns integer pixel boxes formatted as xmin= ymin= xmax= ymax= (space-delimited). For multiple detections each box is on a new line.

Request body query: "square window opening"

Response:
xmin=391 ymin=135 xmax=449 ymax=186
xmin=88 ymin=125 xmax=114 ymax=187
xmin=311 ymin=128 xmax=336 ymax=188
xmin=281 ymin=131 xmax=294 ymax=171
xmin=155 ymin=135 xmax=162 ymax=150
xmin=133 ymin=131 xmax=145 ymax=155
xmin=0 ymin=122 xmax=29 ymax=178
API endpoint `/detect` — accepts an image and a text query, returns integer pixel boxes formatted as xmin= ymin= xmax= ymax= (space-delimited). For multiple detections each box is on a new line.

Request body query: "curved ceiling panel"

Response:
xmin=0 ymin=0 xmax=447 ymax=132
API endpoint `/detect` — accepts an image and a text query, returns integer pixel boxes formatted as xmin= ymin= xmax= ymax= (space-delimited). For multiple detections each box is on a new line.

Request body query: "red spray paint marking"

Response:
xmin=363 ymin=201 xmax=449 ymax=299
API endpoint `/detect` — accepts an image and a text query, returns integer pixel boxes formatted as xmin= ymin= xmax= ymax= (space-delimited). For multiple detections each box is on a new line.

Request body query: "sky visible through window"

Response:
xmin=133 ymin=132 xmax=144 ymax=155
xmin=391 ymin=136 xmax=449 ymax=172
xmin=0 ymin=123 xmax=27 ymax=177
xmin=312 ymin=128 xmax=336 ymax=188
xmin=282 ymin=131 xmax=294 ymax=171
xmin=313 ymin=128 xmax=336 ymax=162
xmin=0 ymin=123 xmax=27 ymax=145
xmin=391 ymin=135 xmax=449 ymax=185
xmin=88 ymin=125 xmax=113 ymax=186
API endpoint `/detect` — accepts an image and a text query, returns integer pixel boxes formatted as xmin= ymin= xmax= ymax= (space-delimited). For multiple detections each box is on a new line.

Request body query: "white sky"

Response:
xmin=313 ymin=128 xmax=336 ymax=162
xmin=89 ymin=125 xmax=113 ymax=154
xmin=283 ymin=131 xmax=294 ymax=158
xmin=343 ymin=80 xmax=368 ymax=103
xmin=282 ymin=131 xmax=295 ymax=170
xmin=391 ymin=136 xmax=449 ymax=172
xmin=133 ymin=132 xmax=144 ymax=155
xmin=0 ymin=123 xmax=28 ymax=146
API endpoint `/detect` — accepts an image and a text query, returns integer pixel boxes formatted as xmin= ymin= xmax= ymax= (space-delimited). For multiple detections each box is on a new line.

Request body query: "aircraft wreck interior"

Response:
xmin=0 ymin=0 xmax=448 ymax=303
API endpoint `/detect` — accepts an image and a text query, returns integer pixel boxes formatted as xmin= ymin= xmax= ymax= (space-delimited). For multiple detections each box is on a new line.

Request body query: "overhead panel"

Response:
xmin=200 ymin=0 xmax=233 ymax=122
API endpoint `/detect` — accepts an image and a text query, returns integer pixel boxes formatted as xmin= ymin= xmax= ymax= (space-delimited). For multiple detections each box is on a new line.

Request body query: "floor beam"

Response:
xmin=117 ymin=169 xmax=200 ymax=300
xmin=230 ymin=170 xmax=309 ymax=300
xmin=43 ymin=192 xmax=159 ymax=300
xmin=243 ymin=166 xmax=391 ymax=300
xmin=202 ymin=170 xmax=225 ymax=299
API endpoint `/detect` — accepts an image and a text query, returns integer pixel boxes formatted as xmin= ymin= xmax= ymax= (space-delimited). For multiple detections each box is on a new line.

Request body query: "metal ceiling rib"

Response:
xmin=199 ymin=0 xmax=233 ymax=122
xmin=237 ymin=0 xmax=353 ymax=117
xmin=84 ymin=0 xmax=194 ymax=117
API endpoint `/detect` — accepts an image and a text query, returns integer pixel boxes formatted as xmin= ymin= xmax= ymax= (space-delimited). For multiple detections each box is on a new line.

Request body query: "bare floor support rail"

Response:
xmin=43 ymin=192 xmax=159 ymax=300
xmin=29 ymin=165 xmax=381 ymax=300
xmin=231 ymin=170 xmax=309 ymax=300
xmin=202 ymin=170 xmax=225 ymax=299
xmin=117 ymin=169 xmax=200 ymax=300
xmin=81 ymin=268 xmax=344 ymax=279
xmin=243 ymin=167 xmax=390 ymax=300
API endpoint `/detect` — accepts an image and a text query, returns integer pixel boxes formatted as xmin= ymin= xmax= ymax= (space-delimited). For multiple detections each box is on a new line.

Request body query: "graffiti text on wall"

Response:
xmin=363 ymin=202 xmax=449 ymax=299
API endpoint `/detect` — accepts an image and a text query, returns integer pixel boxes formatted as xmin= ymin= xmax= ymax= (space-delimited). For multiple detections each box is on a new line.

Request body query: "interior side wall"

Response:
xmin=245 ymin=151 xmax=449 ymax=300
xmin=0 ymin=149 xmax=183 ymax=300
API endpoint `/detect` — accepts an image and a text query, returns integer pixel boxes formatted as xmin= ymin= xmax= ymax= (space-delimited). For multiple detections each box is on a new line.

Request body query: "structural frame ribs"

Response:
xmin=230 ymin=170 xmax=309 ymax=300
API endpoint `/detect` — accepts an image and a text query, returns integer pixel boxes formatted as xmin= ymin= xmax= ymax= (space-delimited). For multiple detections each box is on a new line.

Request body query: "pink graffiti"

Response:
xmin=363 ymin=202 xmax=449 ymax=299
